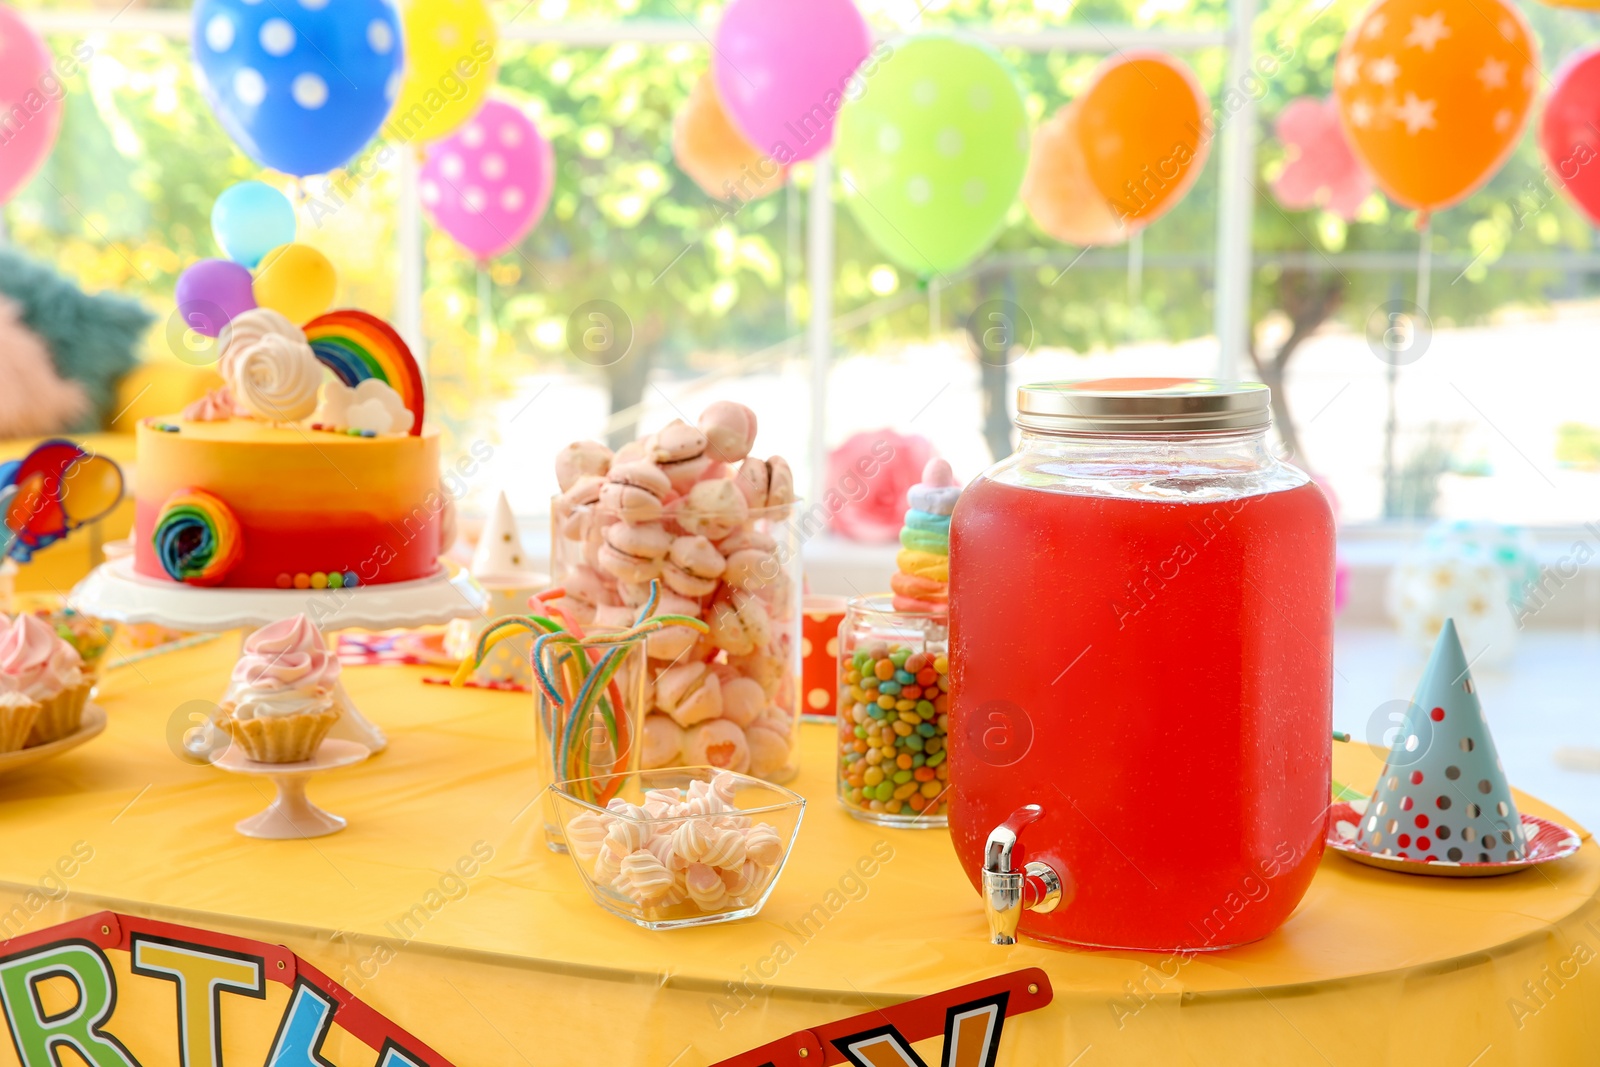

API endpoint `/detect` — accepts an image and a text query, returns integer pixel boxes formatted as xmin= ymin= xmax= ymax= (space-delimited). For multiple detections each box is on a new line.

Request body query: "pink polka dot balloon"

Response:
xmin=420 ymin=99 xmax=553 ymax=261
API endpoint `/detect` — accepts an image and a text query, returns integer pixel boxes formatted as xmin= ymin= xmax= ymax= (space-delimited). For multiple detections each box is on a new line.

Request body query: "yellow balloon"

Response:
xmin=391 ymin=0 xmax=499 ymax=145
xmin=252 ymin=244 xmax=337 ymax=324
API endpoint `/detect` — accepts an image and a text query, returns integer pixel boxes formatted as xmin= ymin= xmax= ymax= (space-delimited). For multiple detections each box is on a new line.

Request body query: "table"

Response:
xmin=0 ymin=635 xmax=1596 ymax=1066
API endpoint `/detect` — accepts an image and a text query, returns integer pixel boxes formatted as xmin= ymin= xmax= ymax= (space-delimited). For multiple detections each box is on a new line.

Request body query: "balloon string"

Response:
xmin=1415 ymin=221 xmax=1432 ymax=319
xmin=476 ymin=264 xmax=494 ymax=379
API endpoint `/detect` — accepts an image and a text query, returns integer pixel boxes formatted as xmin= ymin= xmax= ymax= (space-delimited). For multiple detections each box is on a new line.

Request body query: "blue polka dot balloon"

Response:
xmin=192 ymin=0 xmax=402 ymax=177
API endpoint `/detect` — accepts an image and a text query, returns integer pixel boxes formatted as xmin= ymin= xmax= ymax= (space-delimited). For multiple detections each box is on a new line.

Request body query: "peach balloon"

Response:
xmin=672 ymin=73 xmax=786 ymax=204
xmin=1074 ymin=52 xmax=1212 ymax=230
xmin=1334 ymin=0 xmax=1537 ymax=216
xmin=1021 ymin=101 xmax=1127 ymax=246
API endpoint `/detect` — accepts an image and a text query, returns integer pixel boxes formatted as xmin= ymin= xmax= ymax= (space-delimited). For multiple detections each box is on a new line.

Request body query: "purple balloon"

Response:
xmin=175 ymin=258 xmax=256 ymax=337
xmin=713 ymin=0 xmax=873 ymax=164
xmin=421 ymin=100 xmax=554 ymax=262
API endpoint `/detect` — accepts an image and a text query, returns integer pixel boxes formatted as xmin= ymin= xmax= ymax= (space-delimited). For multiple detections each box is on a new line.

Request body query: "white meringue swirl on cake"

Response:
xmin=217 ymin=308 xmax=306 ymax=382
xmin=230 ymin=333 xmax=322 ymax=423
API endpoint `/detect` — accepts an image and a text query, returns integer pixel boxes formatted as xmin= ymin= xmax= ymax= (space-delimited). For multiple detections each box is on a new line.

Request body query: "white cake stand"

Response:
xmin=214 ymin=738 xmax=370 ymax=839
xmin=69 ymin=555 xmax=489 ymax=753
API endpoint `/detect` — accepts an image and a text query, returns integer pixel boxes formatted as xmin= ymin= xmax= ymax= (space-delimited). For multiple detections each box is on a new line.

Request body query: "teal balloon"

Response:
xmin=211 ymin=181 xmax=296 ymax=268
xmin=835 ymin=35 xmax=1029 ymax=276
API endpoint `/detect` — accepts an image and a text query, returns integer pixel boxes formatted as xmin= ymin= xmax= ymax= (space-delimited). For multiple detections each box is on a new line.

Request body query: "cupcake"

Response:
xmin=0 ymin=692 xmax=40 ymax=753
xmin=221 ymin=614 xmax=342 ymax=763
xmin=0 ymin=614 xmax=92 ymax=747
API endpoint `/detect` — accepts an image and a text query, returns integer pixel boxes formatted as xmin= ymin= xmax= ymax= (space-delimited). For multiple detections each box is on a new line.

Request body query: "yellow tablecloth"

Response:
xmin=0 ymin=635 xmax=1597 ymax=1065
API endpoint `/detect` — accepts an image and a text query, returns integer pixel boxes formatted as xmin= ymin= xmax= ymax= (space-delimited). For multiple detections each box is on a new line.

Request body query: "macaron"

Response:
xmin=653 ymin=419 xmax=713 ymax=493
xmin=745 ymin=722 xmax=790 ymax=779
xmin=735 ymin=456 xmax=795 ymax=514
xmin=723 ymin=547 xmax=778 ymax=591
xmin=719 ymin=676 xmax=767 ymax=728
xmin=676 ymin=478 xmax=750 ymax=541
xmin=642 ymin=714 xmax=686 ymax=769
xmin=597 ymin=521 xmax=673 ymax=583
xmin=683 ymin=717 xmax=751 ymax=773
xmin=708 ymin=590 xmax=771 ymax=655
xmin=655 ymin=662 xmax=724 ymax=727
xmin=727 ymin=650 xmax=784 ymax=697
xmin=896 ymin=549 xmax=949 ymax=582
xmin=663 ymin=534 xmax=727 ymax=598
xmin=555 ymin=440 xmax=613 ymax=492
xmin=601 ymin=462 xmax=672 ymax=523
xmin=557 ymin=475 xmax=606 ymax=538
xmin=717 ymin=528 xmax=777 ymax=555
xmin=698 ymin=401 xmax=758 ymax=464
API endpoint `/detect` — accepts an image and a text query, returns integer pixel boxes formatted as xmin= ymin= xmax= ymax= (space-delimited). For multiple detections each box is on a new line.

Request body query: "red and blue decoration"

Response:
xmin=1 ymin=440 xmax=125 ymax=563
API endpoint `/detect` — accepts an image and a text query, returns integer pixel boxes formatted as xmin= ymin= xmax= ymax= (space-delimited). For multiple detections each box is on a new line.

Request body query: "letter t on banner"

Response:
xmin=130 ymin=935 xmax=266 ymax=1067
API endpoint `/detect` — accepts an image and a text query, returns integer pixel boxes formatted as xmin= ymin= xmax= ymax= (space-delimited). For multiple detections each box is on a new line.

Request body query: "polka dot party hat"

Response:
xmin=1356 ymin=618 xmax=1526 ymax=864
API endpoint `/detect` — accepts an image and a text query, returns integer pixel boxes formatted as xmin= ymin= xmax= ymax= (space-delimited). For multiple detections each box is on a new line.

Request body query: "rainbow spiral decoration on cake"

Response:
xmin=153 ymin=488 xmax=244 ymax=586
xmin=303 ymin=309 xmax=425 ymax=435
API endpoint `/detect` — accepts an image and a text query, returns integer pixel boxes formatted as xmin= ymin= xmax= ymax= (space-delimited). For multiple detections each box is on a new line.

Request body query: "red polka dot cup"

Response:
xmin=801 ymin=595 xmax=847 ymax=722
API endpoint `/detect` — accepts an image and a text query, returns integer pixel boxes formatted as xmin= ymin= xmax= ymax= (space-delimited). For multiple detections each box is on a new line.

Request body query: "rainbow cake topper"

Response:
xmin=1 ymin=439 xmax=125 ymax=562
xmin=154 ymin=488 xmax=244 ymax=586
xmin=303 ymin=309 xmax=425 ymax=436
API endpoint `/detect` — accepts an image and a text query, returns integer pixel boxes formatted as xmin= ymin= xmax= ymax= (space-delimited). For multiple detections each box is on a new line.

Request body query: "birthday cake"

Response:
xmin=132 ymin=308 xmax=449 ymax=590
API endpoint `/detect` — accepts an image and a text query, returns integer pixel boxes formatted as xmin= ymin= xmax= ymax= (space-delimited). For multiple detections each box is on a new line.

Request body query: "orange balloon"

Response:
xmin=1021 ymin=102 xmax=1128 ymax=246
xmin=1074 ymin=52 xmax=1211 ymax=230
xmin=1334 ymin=0 xmax=1537 ymax=215
xmin=673 ymin=74 xmax=786 ymax=204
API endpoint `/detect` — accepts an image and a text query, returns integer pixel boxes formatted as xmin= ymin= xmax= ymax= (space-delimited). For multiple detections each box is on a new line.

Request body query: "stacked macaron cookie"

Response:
xmin=890 ymin=459 xmax=961 ymax=614
xmin=549 ymin=401 xmax=800 ymax=782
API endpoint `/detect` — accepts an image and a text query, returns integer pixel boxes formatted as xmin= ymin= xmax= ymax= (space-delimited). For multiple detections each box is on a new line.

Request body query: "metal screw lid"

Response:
xmin=1015 ymin=377 xmax=1272 ymax=435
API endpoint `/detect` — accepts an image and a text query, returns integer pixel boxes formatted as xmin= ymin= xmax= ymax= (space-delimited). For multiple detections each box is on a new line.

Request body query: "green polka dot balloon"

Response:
xmin=835 ymin=34 xmax=1029 ymax=276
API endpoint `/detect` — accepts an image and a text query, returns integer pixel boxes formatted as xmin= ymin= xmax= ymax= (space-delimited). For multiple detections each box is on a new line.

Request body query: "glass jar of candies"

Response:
xmin=836 ymin=595 xmax=950 ymax=827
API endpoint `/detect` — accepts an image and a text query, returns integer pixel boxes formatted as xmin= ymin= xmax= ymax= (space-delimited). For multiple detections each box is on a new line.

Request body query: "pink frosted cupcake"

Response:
xmin=0 ymin=614 xmax=92 ymax=747
xmin=221 ymin=614 xmax=343 ymax=763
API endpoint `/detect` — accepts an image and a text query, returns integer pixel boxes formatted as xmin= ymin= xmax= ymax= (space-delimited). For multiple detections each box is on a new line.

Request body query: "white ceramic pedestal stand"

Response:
xmin=69 ymin=554 xmax=489 ymax=753
xmin=214 ymin=739 xmax=370 ymax=838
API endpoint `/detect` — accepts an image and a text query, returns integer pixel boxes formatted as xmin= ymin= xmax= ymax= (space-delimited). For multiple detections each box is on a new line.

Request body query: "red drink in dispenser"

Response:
xmin=948 ymin=379 xmax=1335 ymax=951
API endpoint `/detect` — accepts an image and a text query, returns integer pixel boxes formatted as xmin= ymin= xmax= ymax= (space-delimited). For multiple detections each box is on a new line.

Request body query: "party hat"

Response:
xmin=451 ymin=492 xmax=541 ymax=689
xmin=470 ymin=492 xmax=539 ymax=587
xmin=1355 ymin=619 xmax=1526 ymax=864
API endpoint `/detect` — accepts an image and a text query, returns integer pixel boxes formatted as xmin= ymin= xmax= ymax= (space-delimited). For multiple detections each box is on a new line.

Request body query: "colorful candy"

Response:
xmin=838 ymin=643 xmax=951 ymax=820
xmin=152 ymin=488 xmax=244 ymax=586
xmin=452 ymin=580 xmax=708 ymax=807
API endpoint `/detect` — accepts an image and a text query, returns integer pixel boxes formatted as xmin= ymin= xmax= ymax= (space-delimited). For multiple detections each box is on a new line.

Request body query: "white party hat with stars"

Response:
xmin=1355 ymin=618 xmax=1526 ymax=864
xmin=470 ymin=492 xmax=538 ymax=587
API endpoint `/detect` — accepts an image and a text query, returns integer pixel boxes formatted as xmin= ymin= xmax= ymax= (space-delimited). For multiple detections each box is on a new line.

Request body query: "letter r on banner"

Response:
xmin=0 ymin=941 xmax=139 ymax=1067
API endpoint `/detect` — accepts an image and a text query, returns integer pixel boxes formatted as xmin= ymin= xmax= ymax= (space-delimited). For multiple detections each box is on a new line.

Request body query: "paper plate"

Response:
xmin=0 ymin=704 xmax=107 ymax=778
xmin=1327 ymin=796 xmax=1581 ymax=877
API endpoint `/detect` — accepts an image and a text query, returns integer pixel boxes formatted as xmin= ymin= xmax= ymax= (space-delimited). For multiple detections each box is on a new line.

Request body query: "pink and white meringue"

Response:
xmin=224 ymin=614 xmax=339 ymax=720
xmin=0 ymin=614 xmax=84 ymax=702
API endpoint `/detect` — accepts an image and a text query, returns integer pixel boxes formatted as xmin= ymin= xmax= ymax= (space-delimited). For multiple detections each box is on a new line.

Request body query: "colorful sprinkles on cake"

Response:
xmin=303 ymin=309 xmax=426 ymax=436
xmin=153 ymin=488 xmax=243 ymax=586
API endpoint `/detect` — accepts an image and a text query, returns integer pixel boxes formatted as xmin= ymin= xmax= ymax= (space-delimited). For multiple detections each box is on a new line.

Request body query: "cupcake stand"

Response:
xmin=68 ymin=549 xmax=489 ymax=755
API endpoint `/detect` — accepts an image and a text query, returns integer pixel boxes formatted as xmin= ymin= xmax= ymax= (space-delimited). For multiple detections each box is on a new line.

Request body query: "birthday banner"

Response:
xmin=711 ymin=969 xmax=1054 ymax=1067
xmin=0 ymin=911 xmax=451 ymax=1066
